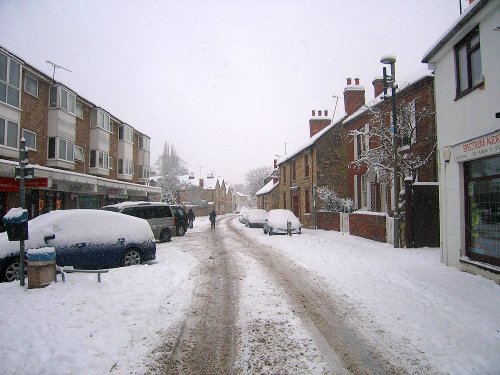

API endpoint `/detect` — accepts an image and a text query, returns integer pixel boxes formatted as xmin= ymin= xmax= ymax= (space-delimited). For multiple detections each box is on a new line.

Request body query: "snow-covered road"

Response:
xmin=1 ymin=214 xmax=499 ymax=374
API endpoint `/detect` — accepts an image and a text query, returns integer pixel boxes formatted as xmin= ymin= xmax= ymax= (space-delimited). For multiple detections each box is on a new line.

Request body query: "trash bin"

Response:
xmin=27 ymin=247 xmax=56 ymax=289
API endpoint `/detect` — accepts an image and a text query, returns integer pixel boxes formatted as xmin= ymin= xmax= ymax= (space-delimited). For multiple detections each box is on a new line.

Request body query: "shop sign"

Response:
xmin=0 ymin=177 xmax=49 ymax=192
xmin=453 ymin=130 xmax=500 ymax=162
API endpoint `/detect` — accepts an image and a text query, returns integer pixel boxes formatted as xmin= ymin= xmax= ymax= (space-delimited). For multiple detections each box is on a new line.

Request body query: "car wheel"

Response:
xmin=2 ymin=257 xmax=20 ymax=282
xmin=123 ymin=249 xmax=142 ymax=266
xmin=160 ymin=228 xmax=172 ymax=243
xmin=263 ymin=227 xmax=267 ymax=234
xmin=177 ymin=225 xmax=186 ymax=237
xmin=268 ymin=227 xmax=273 ymax=236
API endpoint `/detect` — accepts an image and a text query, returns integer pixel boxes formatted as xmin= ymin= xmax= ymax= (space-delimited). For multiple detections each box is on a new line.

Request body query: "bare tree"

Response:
xmin=245 ymin=166 xmax=273 ymax=198
xmin=349 ymin=97 xmax=435 ymax=184
xmin=155 ymin=142 xmax=189 ymax=203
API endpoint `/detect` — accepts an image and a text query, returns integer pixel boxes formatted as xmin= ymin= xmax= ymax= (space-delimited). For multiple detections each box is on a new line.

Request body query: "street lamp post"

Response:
xmin=381 ymin=55 xmax=400 ymax=248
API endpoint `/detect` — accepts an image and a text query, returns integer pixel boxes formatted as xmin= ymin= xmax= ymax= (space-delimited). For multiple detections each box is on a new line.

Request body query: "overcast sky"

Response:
xmin=0 ymin=0 xmax=463 ymax=184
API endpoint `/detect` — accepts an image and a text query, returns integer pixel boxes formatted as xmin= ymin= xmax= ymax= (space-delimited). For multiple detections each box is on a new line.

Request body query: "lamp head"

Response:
xmin=380 ymin=54 xmax=396 ymax=65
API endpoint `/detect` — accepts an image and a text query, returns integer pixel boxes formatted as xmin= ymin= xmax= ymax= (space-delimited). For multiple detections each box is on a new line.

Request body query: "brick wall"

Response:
xmin=20 ymin=72 xmax=49 ymax=165
xmin=349 ymin=212 xmax=386 ymax=242
xmin=317 ymin=211 xmax=340 ymax=231
xmin=75 ymin=101 xmax=90 ymax=174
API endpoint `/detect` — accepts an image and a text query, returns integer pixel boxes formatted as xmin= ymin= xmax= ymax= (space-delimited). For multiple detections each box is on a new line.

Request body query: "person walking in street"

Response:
xmin=209 ymin=209 xmax=217 ymax=229
xmin=188 ymin=208 xmax=195 ymax=229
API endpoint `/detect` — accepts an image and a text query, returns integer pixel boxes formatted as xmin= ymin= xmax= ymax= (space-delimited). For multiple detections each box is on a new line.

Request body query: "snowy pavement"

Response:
xmin=0 ymin=214 xmax=499 ymax=374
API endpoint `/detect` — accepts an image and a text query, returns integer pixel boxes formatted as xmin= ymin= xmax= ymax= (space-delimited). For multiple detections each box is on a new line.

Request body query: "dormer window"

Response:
xmin=118 ymin=124 xmax=134 ymax=143
xmin=49 ymin=85 xmax=76 ymax=115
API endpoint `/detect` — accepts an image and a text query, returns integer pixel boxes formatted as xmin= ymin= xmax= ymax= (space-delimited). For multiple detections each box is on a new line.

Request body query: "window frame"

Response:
xmin=49 ymin=85 xmax=77 ymax=115
xmin=0 ymin=117 xmax=19 ymax=149
xmin=22 ymin=129 xmax=37 ymax=151
xmin=24 ymin=74 xmax=39 ymax=98
xmin=74 ymin=146 xmax=84 ymax=161
xmin=454 ymin=27 xmax=482 ymax=98
xmin=360 ymin=174 xmax=368 ymax=209
xmin=47 ymin=136 xmax=74 ymax=162
xmin=0 ymin=52 xmax=21 ymax=108
xmin=304 ymin=154 xmax=309 ymax=178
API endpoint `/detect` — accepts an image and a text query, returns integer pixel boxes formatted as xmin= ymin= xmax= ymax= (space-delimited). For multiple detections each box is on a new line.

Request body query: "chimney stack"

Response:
xmin=273 ymin=159 xmax=277 ymax=169
xmin=344 ymin=77 xmax=365 ymax=116
xmin=199 ymin=178 xmax=204 ymax=188
xmin=372 ymin=77 xmax=385 ymax=98
xmin=309 ymin=109 xmax=331 ymax=137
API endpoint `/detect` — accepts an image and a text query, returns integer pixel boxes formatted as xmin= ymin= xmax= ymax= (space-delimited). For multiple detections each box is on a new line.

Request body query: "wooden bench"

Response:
xmin=62 ymin=268 xmax=109 ymax=283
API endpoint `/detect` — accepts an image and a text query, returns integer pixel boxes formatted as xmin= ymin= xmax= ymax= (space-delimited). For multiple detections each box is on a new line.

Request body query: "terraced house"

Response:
xmin=0 ymin=46 xmax=161 ymax=224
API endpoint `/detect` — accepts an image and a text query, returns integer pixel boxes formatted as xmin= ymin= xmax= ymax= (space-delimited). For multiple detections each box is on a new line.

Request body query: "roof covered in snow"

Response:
xmin=255 ymin=179 xmax=279 ymax=196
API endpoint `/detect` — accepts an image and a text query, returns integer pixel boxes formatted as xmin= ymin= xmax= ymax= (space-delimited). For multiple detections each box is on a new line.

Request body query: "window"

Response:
xmin=91 ymin=109 xmax=113 ymax=133
xmin=455 ymin=27 xmax=482 ymax=96
xmin=118 ymin=158 xmax=134 ymax=175
xmin=138 ymin=165 xmax=150 ymax=179
xmin=75 ymin=102 xmax=84 ymax=119
xmin=400 ymin=101 xmax=416 ymax=148
xmin=0 ymin=52 xmax=21 ymax=108
xmin=48 ymin=137 xmax=74 ymax=162
xmin=74 ymin=146 xmax=84 ymax=161
xmin=90 ymin=150 xmax=112 ymax=169
xmin=118 ymin=124 xmax=134 ymax=143
xmin=305 ymin=189 xmax=310 ymax=214
xmin=282 ymin=165 xmax=286 ymax=185
xmin=292 ymin=161 xmax=296 ymax=181
xmin=465 ymin=155 xmax=500 ymax=267
xmin=0 ymin=117 xmax=19 ymax=148
xmin=139 ymin=136 xmax=150 ymax=150
xmin=49 ymin=85 xmax=77 ymax=115
xmin=22 ymin=129 xmax=37 ymax=150
xmin=304 ymin=154 xmax=309 ymax=178
xmin=354 ymin=124 xmax=369 ymax=160
xmin=24 ymin=74 xmax=38 ymax=97
xmin=360 ymin=174 xmax=368 ymax=208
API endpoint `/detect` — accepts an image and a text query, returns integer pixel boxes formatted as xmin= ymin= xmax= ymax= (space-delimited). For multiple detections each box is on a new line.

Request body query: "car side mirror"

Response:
xmin=44 ymin=234 xmax=55 ymax=243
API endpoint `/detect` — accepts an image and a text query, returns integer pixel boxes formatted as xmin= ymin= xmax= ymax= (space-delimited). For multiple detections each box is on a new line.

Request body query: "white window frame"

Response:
xmin=139 ymin=136 xmax=150 ymax=151
xmin=74 ymin=146 xmax=84 ymax=161
xmin=22 ymin=129 xmax=37 ymax=151
xmin=24 ymin=74 xmax=38 ymax=97
xmin=48 ymin=136 xmax=74 ymax=162
xmin=90 ymin=149 xmax=112 ymax=170
xmin=75 ymin=102 xmax=84 ymax=119
xmin=360 ymin=174 xmax=368 ymax=209
xmin=91 ymin=109 xmax=113 ymax=133
xmin=118 ymin=158 xmax=134 ymax=175
xmin=49 ymin=85 xmax=76 ymax=115
xmin=118 ymin=124 xmax=134 ymax=143
xmin=0 ymin=52 xmax=21 ymax=108
xmin=354 ymin=124 xmax=369 ymax=160
xmin=0 ymin=117 xmax=19 ymax=149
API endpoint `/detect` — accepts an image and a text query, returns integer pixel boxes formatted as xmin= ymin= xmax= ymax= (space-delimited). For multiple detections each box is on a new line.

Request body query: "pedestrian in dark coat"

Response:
xmin=188 ymin=208 xmax=195 ymax=229
xmin=209 ymin=209 xmax=217 ymax=229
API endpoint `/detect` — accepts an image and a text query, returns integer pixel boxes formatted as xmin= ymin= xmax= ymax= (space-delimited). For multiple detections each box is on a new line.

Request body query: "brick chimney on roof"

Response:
xmin=309 ymin=109 xmax=331 ymax=137
xmin=372 ymin=77 xmax=385 ymax=98
xmin=343 ymin=77 xmax=365 ymax=116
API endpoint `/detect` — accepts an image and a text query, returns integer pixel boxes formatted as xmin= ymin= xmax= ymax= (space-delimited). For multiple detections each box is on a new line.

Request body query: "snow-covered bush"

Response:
xmin=317 ymin=187 xmax=354 ymax=213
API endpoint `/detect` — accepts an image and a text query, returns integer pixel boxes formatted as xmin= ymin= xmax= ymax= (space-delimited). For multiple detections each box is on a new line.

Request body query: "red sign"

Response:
xmin=0 ymin=177 xmax=49 ymax=192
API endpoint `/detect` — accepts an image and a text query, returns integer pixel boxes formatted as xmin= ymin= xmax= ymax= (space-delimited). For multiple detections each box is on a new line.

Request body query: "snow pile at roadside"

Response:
xmin=0 ymin=241 xmax=198 ymax=375
xmin=240 ymin=224 xmax=500 ymax=375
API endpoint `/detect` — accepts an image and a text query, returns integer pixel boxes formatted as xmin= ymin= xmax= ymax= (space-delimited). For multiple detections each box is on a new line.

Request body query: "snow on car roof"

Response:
xmin=0 ymin=209 xmax=154 ymax=258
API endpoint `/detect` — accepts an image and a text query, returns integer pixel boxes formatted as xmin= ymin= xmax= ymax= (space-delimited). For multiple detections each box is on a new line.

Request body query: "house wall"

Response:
xmin=428 ymin=2 xmax=500 ymax=282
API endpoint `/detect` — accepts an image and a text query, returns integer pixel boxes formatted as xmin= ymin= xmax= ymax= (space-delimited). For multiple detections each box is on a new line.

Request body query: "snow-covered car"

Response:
xmin=245 ymin=209 xmax=268 ymax=228
xmin=263 ymin=209 xmax=302 ymax=235
xmin=239 ymin=207 xmax=249 ymax=224
xmin=0 ymin=209 xmax=156 ymax=282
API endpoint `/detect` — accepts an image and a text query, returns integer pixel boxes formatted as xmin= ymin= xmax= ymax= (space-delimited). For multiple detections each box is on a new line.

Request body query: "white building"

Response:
xmin=422 ymin=0 xmax=500 ymax=282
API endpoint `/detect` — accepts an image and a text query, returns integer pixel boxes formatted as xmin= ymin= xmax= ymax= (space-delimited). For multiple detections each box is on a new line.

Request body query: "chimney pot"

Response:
xmin=325 ymin=110 xmax=328 ymax=116
xmin=312 ymin=110 xmax=315 ymax=116
xmin=318 ymin=110 xmax=322 ymax=116
xmin=347 ymin=77 xmax=352 ymax=85
xmin=355 ymin=78 xmax=360 ymax=85
xmin=274 ymin=159 xmax=277 ymax=169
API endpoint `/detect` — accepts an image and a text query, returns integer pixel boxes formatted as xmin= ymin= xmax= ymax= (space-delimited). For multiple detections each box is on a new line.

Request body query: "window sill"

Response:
xmin=460 ymin=256 xmax=500 ymax=274
xmin=454 ymin=81 xmax=484 ymax=101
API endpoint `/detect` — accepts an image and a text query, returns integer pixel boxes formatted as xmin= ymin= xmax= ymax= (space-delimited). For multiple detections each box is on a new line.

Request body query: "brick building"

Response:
xmin=0 ymin=46 xmax=160 ymax=223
